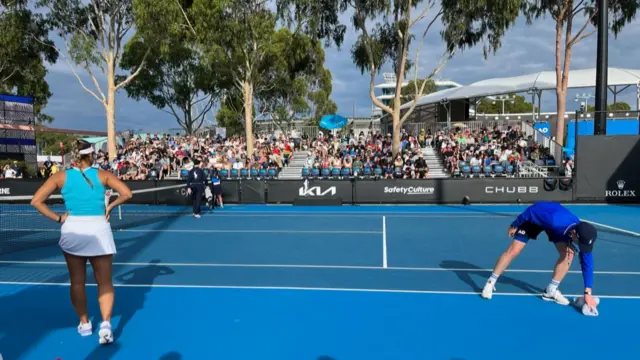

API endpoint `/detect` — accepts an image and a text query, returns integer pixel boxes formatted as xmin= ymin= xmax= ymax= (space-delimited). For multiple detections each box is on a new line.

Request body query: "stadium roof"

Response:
xmin=400 ymin=67 xmax=640 ymax=110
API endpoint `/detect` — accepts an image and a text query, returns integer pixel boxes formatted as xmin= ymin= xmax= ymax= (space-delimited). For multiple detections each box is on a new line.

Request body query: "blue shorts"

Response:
xmin=513 ymin=222 xmax=569 ymax=244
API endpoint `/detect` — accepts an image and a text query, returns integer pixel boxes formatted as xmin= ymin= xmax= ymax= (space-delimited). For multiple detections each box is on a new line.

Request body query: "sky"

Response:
xmin=41 ymin=9 xmax=640 ymax=132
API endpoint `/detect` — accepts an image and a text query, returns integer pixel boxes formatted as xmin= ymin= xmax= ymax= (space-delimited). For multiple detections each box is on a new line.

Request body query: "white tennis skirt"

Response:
xmin=59 ymin=216 xmax=117 ymax=257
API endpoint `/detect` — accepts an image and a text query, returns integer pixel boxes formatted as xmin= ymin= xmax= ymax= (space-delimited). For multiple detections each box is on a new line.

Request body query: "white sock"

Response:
xmin=487 ymin=273 xmax=499 ymax=285
xmin=546 ymin=279 xmax=560 ymax=295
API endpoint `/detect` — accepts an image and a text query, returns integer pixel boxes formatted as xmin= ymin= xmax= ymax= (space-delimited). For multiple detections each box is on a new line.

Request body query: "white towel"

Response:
xmin=573 ymin=296 xmax=600 ymax=316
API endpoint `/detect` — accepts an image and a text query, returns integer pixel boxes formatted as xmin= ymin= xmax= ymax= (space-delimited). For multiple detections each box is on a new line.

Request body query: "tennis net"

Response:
xmin=0 ymin=183 xmax=191 ymax=255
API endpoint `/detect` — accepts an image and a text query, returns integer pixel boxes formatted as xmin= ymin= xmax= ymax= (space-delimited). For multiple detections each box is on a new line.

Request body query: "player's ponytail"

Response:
xmin=71 ymin=139 xmax=95 ymax=189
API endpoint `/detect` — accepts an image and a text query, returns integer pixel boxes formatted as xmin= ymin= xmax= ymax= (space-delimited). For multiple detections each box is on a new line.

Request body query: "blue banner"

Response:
xmin=533 ymin=122 xmax=550 ymax=135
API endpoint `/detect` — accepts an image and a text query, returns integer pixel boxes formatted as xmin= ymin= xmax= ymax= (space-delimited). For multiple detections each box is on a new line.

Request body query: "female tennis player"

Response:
xmin=30 ymin=139 xmax=132 ymax=345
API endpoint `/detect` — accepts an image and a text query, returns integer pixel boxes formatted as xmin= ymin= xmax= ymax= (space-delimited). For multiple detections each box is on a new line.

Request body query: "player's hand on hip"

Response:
xmin=105 ymin=205 xmax=113 ymax=222
xmin=60 ymin=211 xmax=69 ymax=224
xmin=508 ymin=226 xmax=517 ymax=238
xmin=187 ymin=188 xmax=192 ymax=194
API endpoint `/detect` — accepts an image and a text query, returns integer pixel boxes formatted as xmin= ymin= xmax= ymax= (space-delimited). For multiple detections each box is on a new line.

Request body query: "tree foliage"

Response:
xmin=521 ymin=0 xmax=639 ymax=144
xmin=119 ymin=33 xmax=218 ymax=135
xmin=258 ymin=29 xmax=337 ymax=130
xmin=36 ymin=131 xmax=75 ymax=155
xmin=586 ymin=101 xmax=632 ymax=112
xmin=0 ymin=0 xmax=58 ymax=123
xmin=340 ymin=0 xmax=521 ymax=155
xmin=476 ymin=94 xmax=534 ymax=114
xmin=388 ymin=78 xmax=437 ymax=108
xmin=133 ymin=0 xmax=338 ymax=153
xmin=37 ymin=0 xmax=150 ymax=159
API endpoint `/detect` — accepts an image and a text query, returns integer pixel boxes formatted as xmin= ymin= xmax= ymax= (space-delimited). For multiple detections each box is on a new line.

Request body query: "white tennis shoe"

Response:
xmin=98 ymin=321 xmax=114 ymax=345
xmin=481 ymin=282 xmax=495 ymax=299
xmin=542 ymin=289 xmax=571 ymax=305
xmin=77 ymin=321 xmax=92 ymax=337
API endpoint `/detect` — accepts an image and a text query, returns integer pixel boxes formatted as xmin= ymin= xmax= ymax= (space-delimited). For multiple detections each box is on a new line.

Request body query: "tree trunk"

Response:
xmin=243 ymin=79 xmax=254 ymax=156
xmin=554 ymin=20 xmax=564 ymax=144
xmin=185 ymin=108 xmax=193 ymax=135
xmin=106 ymin=71 xmax=117 ymax=161
xmin=392 ymin=113 xmax=401 ymax=156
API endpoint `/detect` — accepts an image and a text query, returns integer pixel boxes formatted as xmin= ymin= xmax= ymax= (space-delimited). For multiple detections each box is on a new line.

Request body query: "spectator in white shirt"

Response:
xmin=3 ymin=165 xmax=17 ymax=178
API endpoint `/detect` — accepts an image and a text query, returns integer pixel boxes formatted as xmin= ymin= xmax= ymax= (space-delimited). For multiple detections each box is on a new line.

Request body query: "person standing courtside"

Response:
xmin=186 ymin=159 xmax=207 ymax=218
xmin=30 ymin=139 xmax=133 ymax=345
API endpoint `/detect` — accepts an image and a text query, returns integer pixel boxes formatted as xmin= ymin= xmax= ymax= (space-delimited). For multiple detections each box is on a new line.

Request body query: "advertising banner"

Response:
xmin=266 ymin=179 xmax=353 ymax=203
xmin=355 ymin=180 xmax=439 ymax=203
xmin=0 ymin=177 xmax=574 ymax=205
xmin=576 ymin=135 xmax=640 ymax=202
xmin=354 ymin=178 xmax=571 ymax=204
xmin=468 ymin=178 xmax=571 ymax=203
xmin=0 ymin=180 xmax=45 ymax=203
xmin=240 ymin=180 xmax=266 ymax=203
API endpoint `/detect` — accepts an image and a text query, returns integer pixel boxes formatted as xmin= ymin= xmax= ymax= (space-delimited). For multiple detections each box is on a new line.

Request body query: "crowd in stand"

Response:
xmin=95 ymin=132 xmax=298 ymax=180
xmin=434 ymin=124 xmax=565 ymax=177
xmin=13 ymin=122 xmax=568 ymax=181
xmin=303 ymin=129 xmax=430 ymax=179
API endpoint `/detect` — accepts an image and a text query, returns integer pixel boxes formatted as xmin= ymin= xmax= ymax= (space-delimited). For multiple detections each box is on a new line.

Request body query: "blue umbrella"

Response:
xmin=319 ymin=114 xmax=348 ymax=130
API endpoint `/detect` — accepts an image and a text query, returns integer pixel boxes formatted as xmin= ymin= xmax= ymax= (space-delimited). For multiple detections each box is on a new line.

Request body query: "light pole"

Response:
xmin=574 ymin=93 xmax=595 ymax=112
xmin=492 ymin=95 xmax=515 ymax=114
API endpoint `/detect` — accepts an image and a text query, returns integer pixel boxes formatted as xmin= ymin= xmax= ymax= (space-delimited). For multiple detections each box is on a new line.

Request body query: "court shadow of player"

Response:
xmin=0 ymin=212 xmax=182 ymax=360
xmin=159 ymin=351 xmax=183 ymax=360
xmin=112 ymin=259 xmax=175 ymax=339
xmin=82 ymin=260 xmax=175 ymax=360
xmin=440 ymin=260 xmax=543 ymax=296
xmin=317 ymin=356 xmax=336 ymax=360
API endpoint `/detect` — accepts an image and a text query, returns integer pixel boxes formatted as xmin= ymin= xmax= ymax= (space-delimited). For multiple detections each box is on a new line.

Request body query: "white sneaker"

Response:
xmin=98 ymin=321 xmax=114 ymax=345
xmin=194 ymin=214 xmax=201 ymax=219
xmin=481 ymin=282 xmax=495 ymax=299
xmin=542 ymin=289 xmax=571 ymax=305
xmin=77 ymin=321 xmax=92 ymax=337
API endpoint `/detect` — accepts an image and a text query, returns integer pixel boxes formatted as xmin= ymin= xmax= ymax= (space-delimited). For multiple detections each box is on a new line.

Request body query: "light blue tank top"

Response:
xmin=61 ymin=168 xmax=106 ymax=216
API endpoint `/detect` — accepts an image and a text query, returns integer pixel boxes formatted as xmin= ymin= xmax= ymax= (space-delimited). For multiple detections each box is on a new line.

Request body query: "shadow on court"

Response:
xmin=0 ymin=213 xmax=181 ymax=360
xmin=82 ymin=260 xmax=175 ymax=360
xmin=439 ymin=260 xmax=542 ymax=295
xmin=113 ymin=260 xmax=175 ymax=339
xmin=159 ymin=351 xmax=183 ymax=360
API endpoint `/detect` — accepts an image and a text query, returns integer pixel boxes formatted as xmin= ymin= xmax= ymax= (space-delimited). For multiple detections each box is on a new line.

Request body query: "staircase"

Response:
xmin=278 ymin=151 xmax=310 ymax=179
xmin=421 ymin=146 xmax=449 ymax=178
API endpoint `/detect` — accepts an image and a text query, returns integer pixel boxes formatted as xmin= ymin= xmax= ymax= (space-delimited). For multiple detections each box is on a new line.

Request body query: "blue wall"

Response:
xmin=565 ymin=119 xmax=640 ymax=153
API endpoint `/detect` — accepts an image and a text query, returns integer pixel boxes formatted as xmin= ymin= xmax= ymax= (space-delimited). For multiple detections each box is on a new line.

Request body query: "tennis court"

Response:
xmin=0 ymin=203 xmax=639 ymax=359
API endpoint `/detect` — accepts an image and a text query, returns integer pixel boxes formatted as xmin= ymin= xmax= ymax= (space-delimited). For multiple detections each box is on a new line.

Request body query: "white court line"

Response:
xmin=580 ymin=218 xmax=640 ymax=237
xmin=7 ymin=212 xmax=521 ymax=218
xmin=0 ymin=281 xmax=638 ymax=299
xmin=382 ymin=216 xmax=387 ymax=268
xmin=2 ymin=229 xmax=382 ymax=234
xmin=1 ymin=260 xmax=639 ymax=275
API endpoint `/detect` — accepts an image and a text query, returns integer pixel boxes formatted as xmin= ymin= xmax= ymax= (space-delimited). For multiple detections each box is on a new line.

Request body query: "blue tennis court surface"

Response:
xmin=1 ymin=204 xmax=639 ymax=359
